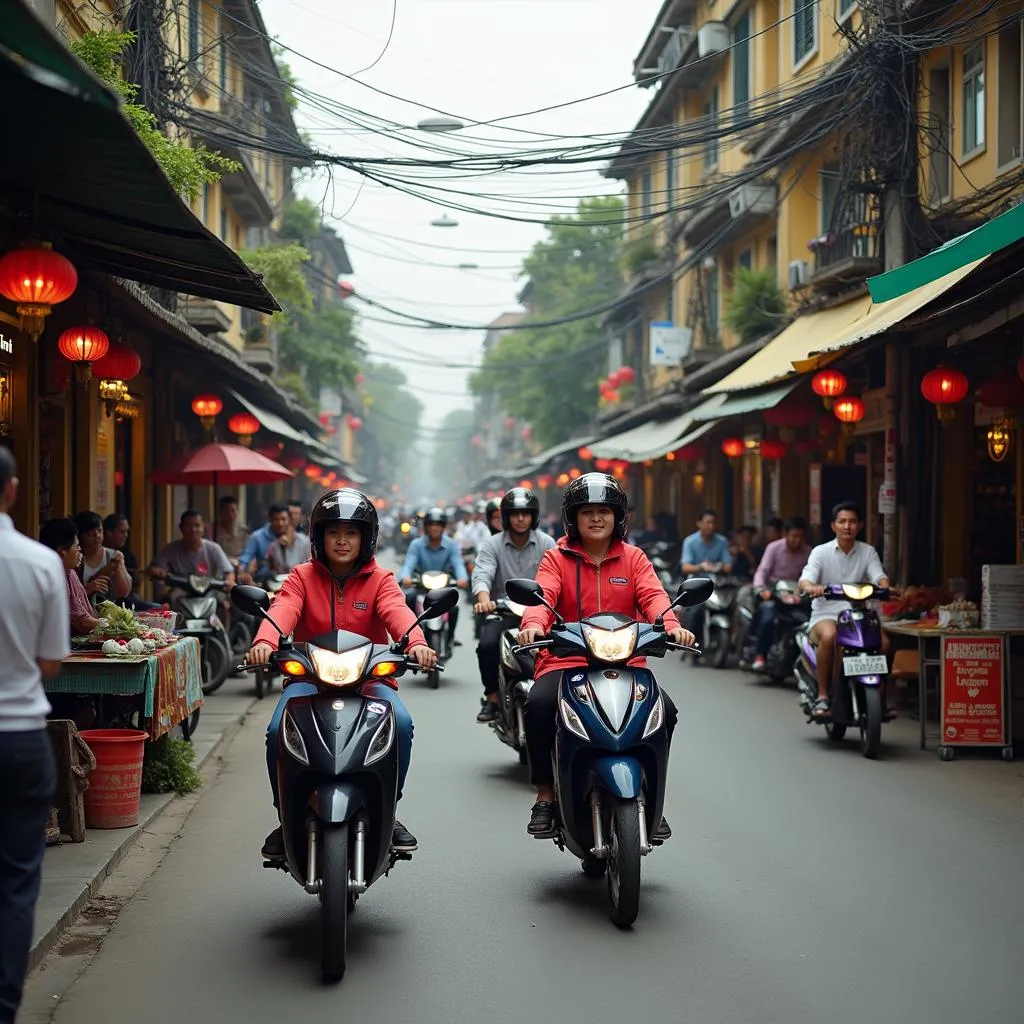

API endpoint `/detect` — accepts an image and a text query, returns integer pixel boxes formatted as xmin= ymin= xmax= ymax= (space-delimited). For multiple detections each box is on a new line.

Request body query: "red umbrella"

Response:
xmin=148 ymin=442 xmax=294 ymax=486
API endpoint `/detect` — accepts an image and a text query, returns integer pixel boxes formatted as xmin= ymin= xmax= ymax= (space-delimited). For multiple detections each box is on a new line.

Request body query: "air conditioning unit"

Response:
xmin=728 ymin=184 xmax=778 ymax=220
xmin=788 ymin=260 xmax=810 ymax=290
xmin=697 ymin=22 xmax=730 ymax=57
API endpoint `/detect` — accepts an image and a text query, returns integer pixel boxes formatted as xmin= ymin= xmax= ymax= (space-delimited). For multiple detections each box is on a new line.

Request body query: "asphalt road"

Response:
xmin=26 ymin=586 xmax=1024 ymax=1024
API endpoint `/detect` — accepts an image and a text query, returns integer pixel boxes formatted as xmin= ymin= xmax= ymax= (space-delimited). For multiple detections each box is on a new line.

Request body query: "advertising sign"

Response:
xmin=648 ymin=322 xmax=693 ymax=366
xmin=940 ymin=635 xmax=1006 ymax=746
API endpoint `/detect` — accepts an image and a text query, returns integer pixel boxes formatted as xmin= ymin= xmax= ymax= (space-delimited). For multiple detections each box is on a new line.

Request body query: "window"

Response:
xmin=219 ymin=25 xmax=228 ymax=93
xmin=962 ymin=42 xmax=986 ymax=155
xmin=703 ymin=87 xmax=720 ymax=170
xmin=793 ymin=0 xmax=818 ymax=67
xmin=732 ymin=11 xmax=752 ymax=123
xmin=641 ymin=169 xmax=653 ymax=219
xmin=997 ymin=21 xmax=1022 ymax=167
xmin=188 ymin=0 xmax=200 ymax=61
xmin=765 ymin=235 xmax=778 ymax=266
xmin=838 ymin=0 xmax=856 ymax=20
xmin=706 ymin=265 xmax=720 ymax=337
xmin=819 ymin=163 xmax=841 ymax=232
xmin=928 ymin=67 xmax=952 ymax=203
xmin=738 ymin=249 xmax=753 ymax=271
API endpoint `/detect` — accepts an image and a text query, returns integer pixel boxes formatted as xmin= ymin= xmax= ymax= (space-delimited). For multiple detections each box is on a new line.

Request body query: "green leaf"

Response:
xmin=723 ymin=267 xmax=789 ymax=344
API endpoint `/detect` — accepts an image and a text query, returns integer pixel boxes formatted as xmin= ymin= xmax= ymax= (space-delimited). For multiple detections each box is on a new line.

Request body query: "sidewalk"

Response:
xmin=29 ymin=680 xmax=263 ymax=971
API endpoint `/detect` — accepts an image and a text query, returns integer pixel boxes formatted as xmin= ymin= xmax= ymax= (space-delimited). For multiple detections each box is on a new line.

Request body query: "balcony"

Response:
xmin=810 ymin=194 xmax=883 ymax=293
xmin=240 ymin=308 xmax=278 ymax=373
xmin=178 ymin=296 xmax=232 ymax=335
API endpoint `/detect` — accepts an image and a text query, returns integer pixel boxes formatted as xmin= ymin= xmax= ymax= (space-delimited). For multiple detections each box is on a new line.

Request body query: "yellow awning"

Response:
xmin=706 ymin=258 xmax=985 ymax=394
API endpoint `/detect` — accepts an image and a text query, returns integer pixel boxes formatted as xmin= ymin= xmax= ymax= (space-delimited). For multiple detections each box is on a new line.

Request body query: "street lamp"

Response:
xmin=456 ymin=262 xmax=479 ymax=270
xmin=431 ymin=214 xmax=459 ymax=228
xmin=417 ymin=116 xmax=465 ymax=133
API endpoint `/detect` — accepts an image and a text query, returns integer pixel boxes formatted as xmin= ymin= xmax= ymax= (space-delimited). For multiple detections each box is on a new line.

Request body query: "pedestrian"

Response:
xmin=0 ymin=446 xmax=70 ymax=1024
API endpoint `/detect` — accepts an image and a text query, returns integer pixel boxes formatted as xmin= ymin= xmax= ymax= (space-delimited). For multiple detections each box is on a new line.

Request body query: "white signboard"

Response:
xmin=878 ymin=481 xmax=896 ymax=516
xmin=649 ymin=322 xmax=692 ymax=366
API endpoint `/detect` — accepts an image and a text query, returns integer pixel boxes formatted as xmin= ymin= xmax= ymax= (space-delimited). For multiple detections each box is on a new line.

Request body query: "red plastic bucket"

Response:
xmin=79 ymin=729 xmax=148 ymax=829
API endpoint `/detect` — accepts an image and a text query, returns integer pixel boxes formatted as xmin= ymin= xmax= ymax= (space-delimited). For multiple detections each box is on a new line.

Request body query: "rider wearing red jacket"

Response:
xmin=517 ymin=474 xmax=695 ymax=840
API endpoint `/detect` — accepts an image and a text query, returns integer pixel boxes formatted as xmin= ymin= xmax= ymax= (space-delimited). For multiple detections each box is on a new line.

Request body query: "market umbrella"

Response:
xmin=148 ymin=442 xmax=294 ymax=486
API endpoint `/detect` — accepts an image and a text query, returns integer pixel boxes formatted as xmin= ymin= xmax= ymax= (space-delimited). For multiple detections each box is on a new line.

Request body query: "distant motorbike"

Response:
xmin=165 ymin=573 xmax=232 ymax=695
xmin=231 ymin=583 xmax=459 ymax=982
xmin=794 ymin=583 xmax=892 ymax=759
xmin=641 ymin=540 xmax=679 ymax=595
xmin=684 ymin=566 xmax=741 ymax=669
xmin=486 ymin=596 xmax=535 ymax=765
xmin=507 ymin=576 xmax=713 ymax=929
xmin=738 ymin=580 xmax=810 ymax=684
xmin=411 ymin=572 xmax=452 ymax=687
xmin=394 ymin=519 xmax=415 ymax=556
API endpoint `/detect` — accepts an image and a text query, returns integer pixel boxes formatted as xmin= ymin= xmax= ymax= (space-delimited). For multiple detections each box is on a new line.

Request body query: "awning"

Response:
xmin=707 ymin=258 xmax=982 ymax=393
xmin=868 ymin=203 xmax=1024 ymax=303
xmin=520 ymin=434 xmax=595 ymax=473
xmin=691 ymin=381 xmax=796 ymax=421
xmin=591 ymin=399 xmax=723 ymax=462
xmin=1 ymin=2 xmax=278 ymax=313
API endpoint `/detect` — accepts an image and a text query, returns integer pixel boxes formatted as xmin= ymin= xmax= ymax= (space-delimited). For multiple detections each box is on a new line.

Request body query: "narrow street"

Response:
xmin=25 ymin=607 xmax=1024 ymax=1024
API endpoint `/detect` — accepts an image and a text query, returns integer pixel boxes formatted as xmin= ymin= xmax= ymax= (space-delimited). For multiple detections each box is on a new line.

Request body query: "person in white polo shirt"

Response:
xmin=0 ymin=446 xmax=70 ymax=1023
xmin=799 ymin=501 xmax=892 ymax=719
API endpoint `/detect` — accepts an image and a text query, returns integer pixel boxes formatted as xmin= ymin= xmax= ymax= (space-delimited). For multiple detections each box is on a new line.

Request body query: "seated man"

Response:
xmin=798 ymin=502 xmax=891 ymax=717
xmin=400 ymin=507 xmax=468 ymax=647
xmin=147 ymin=510 xmax=235 ymax=612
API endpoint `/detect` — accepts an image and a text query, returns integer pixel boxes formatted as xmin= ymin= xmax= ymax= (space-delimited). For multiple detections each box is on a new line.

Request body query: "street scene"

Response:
xmin=3 ymin=0 xmax=1024 ymax=1020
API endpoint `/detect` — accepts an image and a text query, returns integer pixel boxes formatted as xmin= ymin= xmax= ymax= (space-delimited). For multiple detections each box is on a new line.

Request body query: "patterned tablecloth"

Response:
xmin=47 ymin=637 xmax=204 ymax=740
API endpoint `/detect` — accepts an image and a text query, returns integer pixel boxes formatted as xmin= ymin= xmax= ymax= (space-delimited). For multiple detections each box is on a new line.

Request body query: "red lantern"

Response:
xmin=794 ymin=437 xmax=819 ymax=456
xmin=816 ymin=413 xmax=837 ymax=434
xmin=977 ymin=374 xmax=1024 ymax=409
xmin=228 ymin=412 xmax=260 ymax=446
xmin=569 ymin=468 xmax=582 ymax=479
xmin=58 ymin=325 xmax=109 ymax=381
xmin=318 ymin=411 xmax=331 ymax=427
xmin=521 ymin=425 xmax=532 ymax=441
xmin=721 ymin=437 xmax=745 ymax=459
xmin=811 ymin=369 xmax=847 ymax=408
xmin=470 ymin=434 xmax=482 ymax=447
xmin=537 ymin=474 xmax=553 ymax=488
xmin=834 ymin=397 xmax=865 ymax=424
xmin=355 ymin=372 xmax=366 ymax=384
xmin=347 ymin=415 xmax=363 ymax=431
xmin=759 ymin=438 xmax=788 ymax=460
xmin=191 ymin=392 xmax=223 ymax=429
xmin=763 ymin=398 xmax=814 ymax=430
xmin=920 ymin=366 xmax=968 ymax=417
xmin=0 ymin=242 xmax=78 ymax=340
xmin=618 ymin=366 xmax=636 ymax=384
xmin=607 ymin=369 xmax=624 ymax=388
xmin=519 ymin=479 xmax=534 ymax=489
xmin=504 ymin=416 xmax=516 ymax=430
xmin=578 ymin=446 xmax=593 ymax=460
xmin=91 ymin=342 xmax=141 ymax=383
xmin=594 ymin=458 xmax=612 ymax=471
xmin=304 ymin=464 xmax=321 ymax=480
xmin=337 ymin=278 xmax=355 ymax=300
xmin=612 ymin=464 xmax=627 ymax=480
xmin=283 ymin=453 xmax=306 ymax=470
xmin=673 ymin=442 xmax=706 ymax=462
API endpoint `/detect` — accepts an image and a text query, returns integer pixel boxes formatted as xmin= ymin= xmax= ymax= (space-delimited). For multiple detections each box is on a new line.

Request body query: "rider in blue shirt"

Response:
xmin=400 ymin=507 xmax=469 ymax=646
xmin=679 ymin=509 xmax=733 ymax=635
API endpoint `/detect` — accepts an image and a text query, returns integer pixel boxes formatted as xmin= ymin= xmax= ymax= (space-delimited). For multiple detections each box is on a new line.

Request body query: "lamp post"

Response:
xmin=416 ymin=116 xmax=466 ymax=133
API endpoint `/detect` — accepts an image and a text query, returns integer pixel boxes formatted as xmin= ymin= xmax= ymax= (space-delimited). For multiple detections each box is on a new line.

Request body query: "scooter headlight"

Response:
xmin=400 ymin=522 xmax=411 ymax=534
xmin=282 ymin=707 xmax=309 ymax=765
xmin=310 ymin=646 xmax=370 ymax=687
xmin=364 ymin=710 xmax=395 ymax=766
xmin=581 ymin=623 xmax=637 ymax=663
xmin=842 ymin=583 xmax=874 ymax=601
xmin=188 ymin=573 xmax=211 ymax=593
xmin=421 ymin=572 xmax=450 ymax=591
xmin=642 ymin=695 xmax=664 ymax=738
xmin=559 ymin=698 xmax=590 ymax=740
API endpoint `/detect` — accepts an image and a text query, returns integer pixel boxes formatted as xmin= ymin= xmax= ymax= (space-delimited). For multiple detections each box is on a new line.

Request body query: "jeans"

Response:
xmin=754 ymin=602 xmax=777 ymax=655
xmin=266 ymin=683 xmax=413 ymax=807
xmin=404 ymin=588 xmax=459 ymax=642
xmin=0 ymin=730 xmax=56 ymax=1024
xmin=523 ymin=672 xmax=678 ymax=787
xmin=476 ymin=615 xmax=504 ymax=695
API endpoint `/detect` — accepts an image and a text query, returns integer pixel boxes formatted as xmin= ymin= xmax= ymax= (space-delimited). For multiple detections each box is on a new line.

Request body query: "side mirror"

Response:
xmin=231 ymin=584 xmax=271 ymax=617
xmin=675 ymin=577 xmax=715 ymax=608
xmin=505 ymin=578 xmax=544 ymax=606
xmin=423 ymin=587 xmax=459 ymax=616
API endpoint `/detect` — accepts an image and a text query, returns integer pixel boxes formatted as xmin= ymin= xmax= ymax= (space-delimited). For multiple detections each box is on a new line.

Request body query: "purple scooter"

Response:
xmin=793 ymin=583 xmax=892 ymax=759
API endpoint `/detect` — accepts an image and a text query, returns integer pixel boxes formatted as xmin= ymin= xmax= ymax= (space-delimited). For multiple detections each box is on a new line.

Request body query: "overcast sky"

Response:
xmin=258 ymin=0 xmax=665 ymax=439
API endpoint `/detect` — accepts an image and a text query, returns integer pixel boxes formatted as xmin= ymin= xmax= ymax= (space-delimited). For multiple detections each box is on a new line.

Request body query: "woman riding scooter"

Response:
xmin=516 ymin=474 xmax=696 ymax=840
xmin=246 ymin=489 xmax=437 ymax=861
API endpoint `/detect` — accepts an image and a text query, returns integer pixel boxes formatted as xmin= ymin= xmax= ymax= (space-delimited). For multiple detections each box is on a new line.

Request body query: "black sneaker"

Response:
xmin=392 ymin=820 xmax=418 ymax=852
xmin=477 ymin=702 xmax=499 ymax=723
xmin=528 ymin=801 xmax=557 ymax=837
xmin=452 ymin=638 xmax=463 ymax=647
xmin=262 ymin=826 xmax=285 ymax=860
xmin=653 ymin=817 xmax=672 ymax=842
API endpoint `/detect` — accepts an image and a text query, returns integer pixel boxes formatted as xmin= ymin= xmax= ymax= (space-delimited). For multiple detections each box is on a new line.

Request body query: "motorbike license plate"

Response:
xmin=842 ymin=654 xmax=888 ymax=676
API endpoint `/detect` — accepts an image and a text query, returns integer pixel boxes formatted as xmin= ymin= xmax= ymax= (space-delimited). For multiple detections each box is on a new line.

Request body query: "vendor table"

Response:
xmin=46 ymin=636 xmax=204 ymax=741
xmin=882 ymin=622 xmax=1019 ymax=760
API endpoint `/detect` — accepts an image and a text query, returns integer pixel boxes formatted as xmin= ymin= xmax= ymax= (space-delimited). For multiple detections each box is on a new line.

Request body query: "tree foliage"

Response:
xmin=70 ymin=30 xmax=239 ymax=201
xmin=723 ymin=267 xmax=789 ymax=343
xmin=239 ymin=242 xmax=312 ymax=311
xmin=432 ymin=408 xmax=476 ymax=486
xmin=469 ymin=196 xmax=625 ymax=449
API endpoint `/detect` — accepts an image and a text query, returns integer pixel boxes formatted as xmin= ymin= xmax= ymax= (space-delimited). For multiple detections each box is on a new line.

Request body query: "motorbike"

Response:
xmin=411 ymin=572 xmax=452 ymax=687
xmin=794 ymin=583 xmax=892 ymax=759
xmin=247 ymin=573 xmax=290 ymax=699
xmin=487 ymin=596 xmax=535 ymax=765
xmin=394 ymin=519 xmax=415 ymax=556
xmin=684 ymin=566 xmax=741 ymax=669
xmin=641 ymin=540 xmax=679 ymax=595
xmin=507 ymin=575 xmax=713 ymax=929
xmin=165 ymin=573 xmax=232 ymax=695
xmin=231 ymin=582 xmax=458 ymax=982
xmin=738 ymin=580 xmax=810 ymax=684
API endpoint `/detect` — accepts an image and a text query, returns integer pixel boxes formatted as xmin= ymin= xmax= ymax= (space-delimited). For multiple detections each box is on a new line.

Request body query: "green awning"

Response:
xmin=691 ymin=381 xmax=797 ymax=421
xmin=867 ymin=203 xmax=1024 ymax=303
xmin=0 ymin=1 xmax=278 ymax=313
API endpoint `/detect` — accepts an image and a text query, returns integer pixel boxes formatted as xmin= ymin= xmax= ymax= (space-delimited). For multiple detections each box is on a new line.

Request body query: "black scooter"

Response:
xmin=231 ymin=583 xmax=459 ymax=982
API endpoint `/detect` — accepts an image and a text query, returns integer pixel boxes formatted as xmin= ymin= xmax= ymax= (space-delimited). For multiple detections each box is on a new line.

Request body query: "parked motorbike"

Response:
xmin=248 ymin=573 xmax=290 ymax=699
xmin=794 ymin=583 xmax=892 ymax=759
xmin=165 ymin=573 xmax=232 ymax=695
xmin=641 ymin=540 xmax=680 ymax=595
xmin=738 ymin=580 xmax=810 ymax=684
xmin=507 ymin=575 xmax=713 ymax=928
xmin=488 ymin=596 xmax=535 ymax=765
xmin=231 ymin=582 xmax=458 ymax=982
xmin=411 ymin=572 xmax=452 ymax=687
xmin=684 ymin=566 xmax=741 ymax=669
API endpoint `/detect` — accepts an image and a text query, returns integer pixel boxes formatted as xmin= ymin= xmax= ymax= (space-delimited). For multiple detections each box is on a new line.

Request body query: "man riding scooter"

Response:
xmin=472 ymin=488 xmax=555 ymax=723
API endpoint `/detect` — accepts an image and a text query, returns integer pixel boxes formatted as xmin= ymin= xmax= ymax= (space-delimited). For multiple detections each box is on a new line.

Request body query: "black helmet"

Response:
xmin=485 ymin=499 xmax=502 ymax=534
xmin=424 ymin=506 xmax=448 ymax=526
xmin=309 ymin=488 xmax=379 ymax=570
xmin=500 ymin=487 xmax=540 ymax=532
xmin=562 ymin=473 xmax=629 ymax=542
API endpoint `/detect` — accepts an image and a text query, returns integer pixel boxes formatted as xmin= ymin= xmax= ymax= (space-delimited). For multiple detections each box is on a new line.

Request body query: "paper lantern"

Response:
xmin=304 ymin=464 xmax=321 ymax=480
xmin=721 ymin=437 xmax=745 ymax=459
xmin=759 ymin=438 xmax=788 ymax=460
xmin=794 ymin=437 xmax=819 ymax=456
xmin=578 ymin=446 xmax=593 ymax=460
xmin=337 ymin=278 xmax=355 ymax=299
xmin=556 ymin=472 xmax=570 ymax=485
xmin=618 ymin=366 xmax=636 ymax=384
xmin=470 ymin=434 xmax=482 ymax=447
xmin=834 ymin=397 xmax=865 ymax=424
xmin=228 ymin=412 xmax=260 ymax=446
xmin=92 ymin=343 xmax=141 ymax=383
xmin=318 ymin=411 xmax=331 ymax=427
xmin=594 ymin=458 xmax=612 ymax=471
xmin=58 ymin=325 xmax=109 ymax=381
xmin=283 ymin=453 xmax=306 ymax=470
xmin=811 ymin=369 xmax=847 ymax=408
xmin=977 ymin=374 xmax=1024 ymax=409
xmin=538 ymin=474 xmax=553 ymax=488
xmin=504 ymin=416 xmax=516 ymax=430
xmin=763 ymin=398 xmax=814 ymax=430
xmin=673 ymin=443 xmax=706 ymax=462
xmin=920 ymin=366 xmax=968 ymax=419
xmin=519 ymin=479 xmax=534 ymax=489
xmin=568 ymin=468 xmax=582 ymax=479
xmin=354 ymin=372 xmax=366 ymax=384
xmin=0 ymin=242 xmax=78 ymax=340
xmin=346 ymin=415 xmax=363 ymax=431
xmin=191 ymin=392 xmax=222 ymax=429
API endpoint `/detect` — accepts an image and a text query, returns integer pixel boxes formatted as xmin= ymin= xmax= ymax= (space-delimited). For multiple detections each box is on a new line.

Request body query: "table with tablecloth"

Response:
xmin=46 ymin=636 xmax=204 ymax=740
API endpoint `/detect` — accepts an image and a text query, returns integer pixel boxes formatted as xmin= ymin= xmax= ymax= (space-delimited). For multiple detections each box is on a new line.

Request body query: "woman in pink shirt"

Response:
xmin=39 ymin=518 xmax=100 ymax=637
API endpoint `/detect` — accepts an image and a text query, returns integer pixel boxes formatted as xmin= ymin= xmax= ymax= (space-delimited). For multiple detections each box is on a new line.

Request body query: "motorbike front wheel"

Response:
xmin=860 ymin=686 xmax=883 ymax=759
xmin=709 ymin=626 xmax=731 ymax=669
xmin=200 ymin=635 xmax=231 ymax=695
xmin=320 ymin=822 xmax=349 ymax=982
xmin=606 ymin=797 xmax=641 ymax=929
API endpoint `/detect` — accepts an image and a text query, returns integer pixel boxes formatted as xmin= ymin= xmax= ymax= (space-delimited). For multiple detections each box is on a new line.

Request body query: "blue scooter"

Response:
xmin=507 ymin=576 xmax=713 ymax=928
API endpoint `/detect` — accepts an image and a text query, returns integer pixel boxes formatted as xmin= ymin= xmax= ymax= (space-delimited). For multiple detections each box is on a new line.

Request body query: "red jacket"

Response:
xmin=520 ymin=537 xmax=681 ymax=676
xmin=254 ymin=559 xmax=426 ymax=670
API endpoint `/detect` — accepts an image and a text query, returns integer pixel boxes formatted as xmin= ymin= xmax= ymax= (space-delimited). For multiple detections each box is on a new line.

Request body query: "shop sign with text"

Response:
xmin=940 ymin=635 xmax=1006 ymax=746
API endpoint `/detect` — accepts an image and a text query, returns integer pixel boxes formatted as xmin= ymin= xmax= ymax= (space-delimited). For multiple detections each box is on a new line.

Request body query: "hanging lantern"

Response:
xmin=569 ymin=468 xmax=582 ymax=479
xmin=228 ymin=412 xmax=260 ymax=446
xmin=337 ymin=278 xmax=355 ymax=300
xmin=834 ymin=396 xmax=865 ymax=424
xmin=504 ymin=416 xmax=516 ymax=430
xmin=759 ymin=438 xmax=788 ymax=460
xmin=607 ymin=369 xmax=624 ymax=388
xmin=537 ymin=474 xmax=553 ymax=488
xmin=556 ymin=472 xmax=570 ymax=485
xmin=191 ymin=392 xmax=223 ymax=430
xmin=0 ymin=242 xmax=78 ymax=341
xmin=618 ymin=366 xmax=636 ymax=384
xmin=977 ymin=374 xmax=1024 ymax=410
xmin=519 ymin=479 xmax=534 ymax=489
xmin=521 ymin=425 xmax=532 ymax=441
xmin=763 ymin=398 xmax=814 ymax=430
xmin=987 ymin=418 xmax=1013 ymax=462
xmin=57 ymin=325 xmax=110 ymax=382
xmin=721 ymin=437 xmax=745 ymax=459
xmin=92 ymin=343 xmax=141 ymax=384
xmin=304 ymin=464 xmax=321 ymax=480
xmin=594 ymin=458 xmax=612 ymax=471
xmin=816 ymin=412 xmax=838 ymax=435
xmin=470 ymin=434 xmax=482 ymax=447
xmin=354 ymin=372 xmax=366 ymax=385
xmin=811 ymin=368 xmax=847 ymax=409
xmin=920 ymin=366 xmax=968 ymax=421
xmin=674 ymin=442 xmax=706 ymax=463
xmin=283 ymin=453 xmax=305 ymax=470
xmin=794 ymin=437 xmax=819 ymax=456
xmin=665 ymin=451 xmax=676 ymax=462
xmin=577 ymin=446 xmax=593 ymax=460
xmin=346 ymin=415 xmax=363 ymax=431
xmin=318 ymin=411 xmax=331 ymax=427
